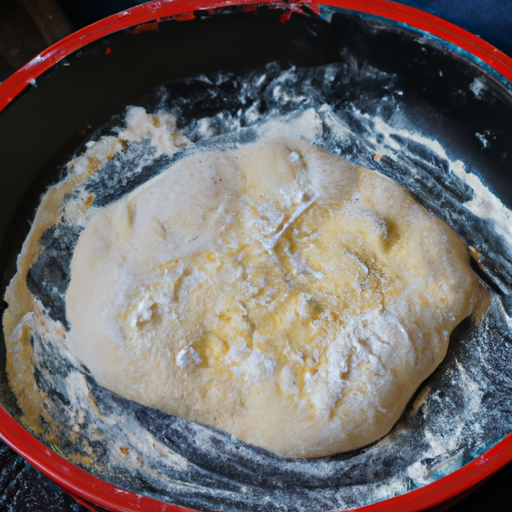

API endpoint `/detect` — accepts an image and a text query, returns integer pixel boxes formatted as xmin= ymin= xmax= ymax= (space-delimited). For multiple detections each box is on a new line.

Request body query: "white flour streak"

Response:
xmin=454 ymin=165 xmax=512 ymax=252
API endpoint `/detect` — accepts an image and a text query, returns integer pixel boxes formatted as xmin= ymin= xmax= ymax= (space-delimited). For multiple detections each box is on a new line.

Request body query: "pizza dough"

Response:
xmin=62 ymin=136 xmax=487 ymax=458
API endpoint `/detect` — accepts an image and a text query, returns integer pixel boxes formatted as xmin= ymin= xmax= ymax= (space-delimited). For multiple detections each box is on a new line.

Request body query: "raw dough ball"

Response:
xmin=65 ymin=137 xmax=487 ymax=458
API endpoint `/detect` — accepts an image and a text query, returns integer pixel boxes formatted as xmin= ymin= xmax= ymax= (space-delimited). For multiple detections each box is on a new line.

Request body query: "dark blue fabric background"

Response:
xmin=397 ymin=0 xmax=512 ymax=57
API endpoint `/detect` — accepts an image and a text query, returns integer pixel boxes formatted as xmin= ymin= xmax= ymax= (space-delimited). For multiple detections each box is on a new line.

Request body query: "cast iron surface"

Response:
xmin=1 ymin=6 xmax=512 ymax=512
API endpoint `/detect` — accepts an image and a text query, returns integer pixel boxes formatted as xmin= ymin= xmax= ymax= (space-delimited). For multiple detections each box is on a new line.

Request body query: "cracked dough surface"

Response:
xmin=65 ymin=137 xmax=486 ymax=458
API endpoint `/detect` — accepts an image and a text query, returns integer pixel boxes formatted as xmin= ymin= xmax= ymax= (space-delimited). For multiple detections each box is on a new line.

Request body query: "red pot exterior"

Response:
xmin=1 ymin=1 xmax=512 ymax=511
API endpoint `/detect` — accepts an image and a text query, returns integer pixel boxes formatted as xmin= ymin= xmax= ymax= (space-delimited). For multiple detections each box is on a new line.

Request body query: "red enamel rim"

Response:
xmin=1 ymin=1 xmax=512 ymax=511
